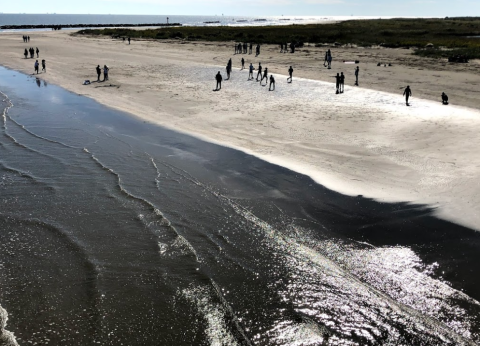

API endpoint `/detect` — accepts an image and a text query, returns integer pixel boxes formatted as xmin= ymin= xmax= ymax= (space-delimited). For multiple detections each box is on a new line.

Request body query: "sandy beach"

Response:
xmin=0 ymin=29 xmax=479 ymax=231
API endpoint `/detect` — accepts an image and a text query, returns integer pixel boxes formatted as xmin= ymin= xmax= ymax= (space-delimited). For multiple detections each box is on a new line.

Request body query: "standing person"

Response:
xmin=226 ymin=63 xmax=231 ymax=80
xmin=403 ymin=85 xmax=412 ymax=106
xmin=255 ymin=44 xmax=260 ymax=57
xmin=280 ymin=43 xmax=283 ymax=53
xmin=241 ymin=57 xmax=245 ymax=70
xmin=324 ymin=51 xmax=328 ymax=67
xmin=327 ymin=49 xmax=332 ymax=69
xmin=269 ymin=75 xmax=275 ymax=91
xmin=249 ymin=42 xmax=253 ymax=54
xmin=243 ymin=42 xmax=247 ymax=54
xmin=103 ymin=65 xmax=109 ymax=81
xmin=36 ymin=47 xmax=39 ymax=58
xmin=215 ymin=71 xmax=222 ymax=90
xmin=96 ymin=65 xmax=101 ymax=81
xmin=442 ymin=92 xmax=449 ymax=105
xmin=248 ymin=63 xmax=254 ymax=80
xmin=27 ymin=36 xmax=30 ymax=42
xmin=34 ymin=60 xmax=39 ymax=74
xmin=340 ymin=72 xmax=345 ymax=93
xmin=256 ymin=63 xmax=262 ymax=81
xmin=354 ymin=66 xmax=359 ymax=86
xmin=24 ymin=49 xmax=28 ymax=59
xmin=288 ymin=66 xmax=293 ymax=83
xmin=41 ymin=59 xmax=46 ymax=72
xmin=261 ymin=67 xmax=268 ymax=84
xmin=128 ymin=37 xmax=131 ymax=44
xmin=335 ymin=73 xmax=340 ymax=94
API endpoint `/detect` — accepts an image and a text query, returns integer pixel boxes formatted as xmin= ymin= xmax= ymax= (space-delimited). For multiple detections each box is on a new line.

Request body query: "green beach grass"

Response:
xmin=76 ymin=17 xmax=480 ymax=59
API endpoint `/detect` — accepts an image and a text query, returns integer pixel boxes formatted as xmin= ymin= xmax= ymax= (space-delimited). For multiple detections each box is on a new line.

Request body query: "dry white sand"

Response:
xmin=1 ymin=30 xmax=479 ymax=231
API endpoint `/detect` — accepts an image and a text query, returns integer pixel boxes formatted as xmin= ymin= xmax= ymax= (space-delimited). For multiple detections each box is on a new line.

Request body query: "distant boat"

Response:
xmin=254 ymin=19 xmax=267 ymax=22
xmin=236 ymin=20 xmax=248 ymax=22
xmin=204 ymin=21 xmax=220 ymax=24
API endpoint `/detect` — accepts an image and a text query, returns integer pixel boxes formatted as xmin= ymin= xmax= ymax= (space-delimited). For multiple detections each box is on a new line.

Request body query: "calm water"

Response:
xmin=0 ymin=66 xmax=479 ymax=345
xmin=0 ymin=14 xmax=393 ymax=31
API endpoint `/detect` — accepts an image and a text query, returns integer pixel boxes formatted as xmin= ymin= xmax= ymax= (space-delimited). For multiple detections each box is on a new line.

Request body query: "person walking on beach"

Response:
xmin=327 ymin=49 xmax=332 ymax=69
xmin=241 ymin=57 xmax=245 ymax=70
xmin=36 ymin=47 xmax=39 ymax=58
xmin=261 ymin=67 xmax=268 ymax=85
xmin=335 ymin=73 xmax=340 ymax=94
xmin=255 ymin=44 xmax=260 ymax=57
xmin=215 ymin=71 xmax=222 ymax=91
xmin=34 ymin=60 xmax=39 ymax=74
xmin=442 ymin=92 xmax=449 ymax=105
xmin=248 ymin=63 xmax=254 ymax=80
xmin=340 ymin=72 xmax=345 ymax=93
xmin=27 ymin=36 xmax=30 ymax=42
xmin=128 ymin=37 xmax=131 ymax=44
xmin=403 ymin=85 xmax=412 ymax=106
xmin=24 ymin=49 xmax=28 ymax=59
xmin=288 ymin=66 xmax=293 ymax=83
xmin=280 ymin=43 xmax=283 ymax=53
xmin=249 ymin=42 xmax=253 ymax=54
xmin=41 ymin=59 xmax=46 ymax=72
xmin=256 ymin=63 xmax=262 ymax=81
xmin=103 ymin=65 xmax=109 ymax=81
xmin=324 ymin=51 xmax=328 ymax=67
xmin=269 ymin=75 xmax=275 ymax=91
xmin=354 ymin=66 xmax=359 ymax=86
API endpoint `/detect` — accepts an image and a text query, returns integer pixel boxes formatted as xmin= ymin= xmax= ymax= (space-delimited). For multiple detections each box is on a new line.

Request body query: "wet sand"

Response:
xmin=0 ymin=30 xmax=479 ymax=231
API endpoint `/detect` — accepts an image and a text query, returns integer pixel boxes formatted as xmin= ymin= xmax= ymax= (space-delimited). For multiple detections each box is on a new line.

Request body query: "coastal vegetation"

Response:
xmin=76 ymin=17 xmax=480 ymax=59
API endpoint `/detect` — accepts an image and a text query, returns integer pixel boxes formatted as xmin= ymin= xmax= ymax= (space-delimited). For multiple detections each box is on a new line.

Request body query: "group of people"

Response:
xmin=280 ymin=42 xmax=297 ymax=54
xmin=96 ymin=65 xmax=110 ymax=82
xmin=34 ymin=59 xmax=46 ymax=74
xmin=234 ymin=42 xmax=259 ymax=56
xmin=234 ymin=42 xmax=250 ymax=54
xmin=24 ymin=47 xmax=39 ymax=59
xmin=334 ymin=72 xmax=346 ymax=94
xmin=22 ymin=35 xmax=30 ymax=43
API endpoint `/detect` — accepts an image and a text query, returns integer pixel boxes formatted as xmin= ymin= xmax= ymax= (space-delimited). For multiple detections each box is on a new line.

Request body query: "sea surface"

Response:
xmin=0 ymin=66 xmax=479 ymax=346
xmin=0 ymin=14 xmax=395 ymax=31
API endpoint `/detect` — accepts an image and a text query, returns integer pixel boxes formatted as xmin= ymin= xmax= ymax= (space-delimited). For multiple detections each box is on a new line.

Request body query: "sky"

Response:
xmin=1 ymin=0 xmax=478 ymax=17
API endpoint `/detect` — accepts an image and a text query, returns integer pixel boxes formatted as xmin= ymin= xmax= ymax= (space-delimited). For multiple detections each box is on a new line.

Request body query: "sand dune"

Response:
xmin=0 ymin=30 xmax=479 ymax=230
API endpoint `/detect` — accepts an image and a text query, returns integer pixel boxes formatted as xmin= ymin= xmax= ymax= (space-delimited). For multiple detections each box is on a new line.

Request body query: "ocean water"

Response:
xmin=0 ymin=14 xmax=393 ymax=31
xmin=0 ymin=66 xmax=479 ymax=345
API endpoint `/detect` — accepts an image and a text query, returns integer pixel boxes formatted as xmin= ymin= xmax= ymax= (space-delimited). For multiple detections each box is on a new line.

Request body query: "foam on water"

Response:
xmin=0 ymin=306 xmax=19 ymax=346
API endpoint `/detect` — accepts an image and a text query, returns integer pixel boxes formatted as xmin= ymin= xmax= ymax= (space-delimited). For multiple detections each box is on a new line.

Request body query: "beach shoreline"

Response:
xmin=1 ymin=29 xmax=479 ymax=231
